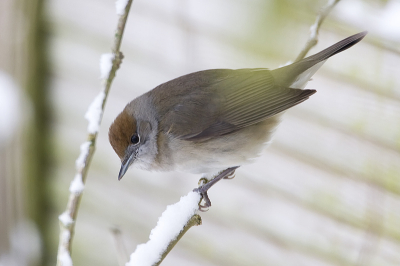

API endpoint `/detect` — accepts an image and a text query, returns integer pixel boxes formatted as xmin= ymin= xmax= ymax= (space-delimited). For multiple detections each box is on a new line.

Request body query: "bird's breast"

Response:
xmin=163 ymin=114 xmax=283 ymax=175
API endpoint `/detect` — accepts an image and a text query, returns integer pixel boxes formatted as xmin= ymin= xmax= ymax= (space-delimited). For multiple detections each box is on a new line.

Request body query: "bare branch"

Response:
xmin=56 ymin=1 xmax=134 ymax=265
xmin=295 ymin=0 xmax=341 ymax=62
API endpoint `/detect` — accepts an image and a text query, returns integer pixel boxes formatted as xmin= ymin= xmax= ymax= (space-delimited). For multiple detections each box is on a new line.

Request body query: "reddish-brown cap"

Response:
xmin=109 ymin=109 xmax=137 ymax=160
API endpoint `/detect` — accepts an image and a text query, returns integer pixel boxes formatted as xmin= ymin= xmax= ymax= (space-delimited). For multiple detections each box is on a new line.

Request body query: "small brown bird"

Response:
xmin=109 ymin=31 xmax=366 ymax=205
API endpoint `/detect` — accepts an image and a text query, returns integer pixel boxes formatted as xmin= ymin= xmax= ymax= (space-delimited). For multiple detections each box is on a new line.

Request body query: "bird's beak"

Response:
xmin=118 ymin=153 xmax=135 ymax=180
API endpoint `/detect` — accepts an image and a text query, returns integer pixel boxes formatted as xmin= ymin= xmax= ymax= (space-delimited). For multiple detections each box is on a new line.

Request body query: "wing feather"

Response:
xmin=154 ymin=69 xmax=315 ymax=141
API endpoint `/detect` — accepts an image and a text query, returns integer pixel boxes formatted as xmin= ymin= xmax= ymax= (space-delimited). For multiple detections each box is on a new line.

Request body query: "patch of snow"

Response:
xmin=84 ymin=91 xmax=105 ymax=134
xmin=69 ymin=173 xmax=85 ymax=194
xmin=116 ymin=0 xmax=129 ymax=15
xmin=100 ymin=53 xmax=114 ymax=79
xmin=59 ymin=212 xmax=74 ymax=227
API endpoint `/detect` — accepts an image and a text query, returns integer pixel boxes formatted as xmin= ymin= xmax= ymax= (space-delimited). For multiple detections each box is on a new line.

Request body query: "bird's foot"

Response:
xmin=196 ymin=177 xmax=211 ymax=211
xmin=198 ymin=191 xmax=211 ymax=212
xmin=223 ymin=171 xmax=236 ymax=179
xmin=193 ymin=166 xmax=239 ymax=211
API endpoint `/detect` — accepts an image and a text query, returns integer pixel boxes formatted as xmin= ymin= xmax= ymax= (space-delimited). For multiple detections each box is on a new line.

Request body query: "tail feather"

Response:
xmin=271 ymin=31 xmax=367 ymax=88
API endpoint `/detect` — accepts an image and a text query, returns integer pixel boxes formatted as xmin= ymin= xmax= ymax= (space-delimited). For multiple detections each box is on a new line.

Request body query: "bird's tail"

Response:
xmin=271 ymin=31 xmax=367 ymax=89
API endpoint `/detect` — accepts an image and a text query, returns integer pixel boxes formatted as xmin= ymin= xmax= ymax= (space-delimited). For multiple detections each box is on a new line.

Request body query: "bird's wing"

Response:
xmin=154 ymin=69 xmax=315 ymax=141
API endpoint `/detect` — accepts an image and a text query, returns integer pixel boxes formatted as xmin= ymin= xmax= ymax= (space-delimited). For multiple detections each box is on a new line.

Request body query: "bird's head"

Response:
xmin=109 ymin=104 xmax=157 ymax=180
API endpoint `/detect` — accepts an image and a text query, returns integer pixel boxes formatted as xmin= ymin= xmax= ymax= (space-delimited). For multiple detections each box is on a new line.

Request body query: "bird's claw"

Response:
xmin=198 ymin=177 xmax=209 ymax=186
xmin=223 ymin=173 xmax=235 ymax=179
xmin=193 ymin=166 xmax=240 ymax=211
xmin=198 ymin=191 xmax=211 ymax=212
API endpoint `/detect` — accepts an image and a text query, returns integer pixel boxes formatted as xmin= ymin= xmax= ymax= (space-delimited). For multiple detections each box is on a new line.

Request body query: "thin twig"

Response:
xmin=154 ymin=214 xmax=202 ymax=266
xmin=111 ymin=227 xmax=129 ymax=266
xmin=295 ymin=0 xmax=341 ymax=62
xmin=56 ymin=1 xmax=133 ymax=265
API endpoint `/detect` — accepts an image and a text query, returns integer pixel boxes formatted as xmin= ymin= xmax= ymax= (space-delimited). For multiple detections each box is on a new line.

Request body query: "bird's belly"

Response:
xmin=168 ymin=114 xmax=283 ymax=175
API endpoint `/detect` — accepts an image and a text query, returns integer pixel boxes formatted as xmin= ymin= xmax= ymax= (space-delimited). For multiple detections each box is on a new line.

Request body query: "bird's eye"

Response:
xmin=131 ymin=134 xmax=140 ymax=144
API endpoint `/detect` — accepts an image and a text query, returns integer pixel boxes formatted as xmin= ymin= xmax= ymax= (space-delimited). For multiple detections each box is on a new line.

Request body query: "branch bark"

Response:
xmin=56 ymin=1 xmax=133 ymax=265
xmin=295 ymin=0 xmax=341 ymax=62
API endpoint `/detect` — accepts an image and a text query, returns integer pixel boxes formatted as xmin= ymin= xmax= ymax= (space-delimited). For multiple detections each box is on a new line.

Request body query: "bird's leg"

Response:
xmin=196 ymin=177 xmax=210 ymax=211
xmin=193 ymin=166 xmax=239 ymax=210
xmin=198 ymin=191 xmax=211 ymax=212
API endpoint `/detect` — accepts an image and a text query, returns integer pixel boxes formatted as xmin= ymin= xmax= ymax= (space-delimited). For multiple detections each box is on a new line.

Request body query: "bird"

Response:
xmin=109 ymin=31 xmax=367 ymax=207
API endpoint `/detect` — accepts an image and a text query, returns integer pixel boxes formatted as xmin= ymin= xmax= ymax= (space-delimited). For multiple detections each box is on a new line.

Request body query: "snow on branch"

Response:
xmin=116 ymin=0 xmax=130 ymax=16
xmin=85 ymin=91 xmax=106 ymax=134
xmin=295 ymin=0 xmax=341 ymax=62
xmin=126 ymin=192 xmax=202 ymax=266
xmin=100 ymin=53 xmax=115 ymax=79
xmin=56 ymin=1 xmax=134 ymax=265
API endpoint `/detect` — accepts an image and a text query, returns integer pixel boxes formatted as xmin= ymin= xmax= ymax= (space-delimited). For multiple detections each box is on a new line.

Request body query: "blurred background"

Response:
xmin=1 ymin=0 xmax=400 ymax=265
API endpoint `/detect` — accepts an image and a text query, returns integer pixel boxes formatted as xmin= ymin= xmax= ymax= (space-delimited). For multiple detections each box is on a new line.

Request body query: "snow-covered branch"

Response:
xmin=295 ymin=0 xmax=341 ymax=62
xmin=126 ymin=192 xmax=202 ymax=266
xmin=56 ymin=1 xmax=133 ymax=265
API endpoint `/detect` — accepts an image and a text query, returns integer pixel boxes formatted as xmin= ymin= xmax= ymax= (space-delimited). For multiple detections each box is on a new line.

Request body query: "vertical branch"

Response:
xmin=295 ymin=0 xmax=341 ymax=61
xmin=110 ymin=227 xmax=129 ymax=266
xmin=56 ymin=1 xmax=133 ymax=265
